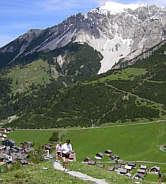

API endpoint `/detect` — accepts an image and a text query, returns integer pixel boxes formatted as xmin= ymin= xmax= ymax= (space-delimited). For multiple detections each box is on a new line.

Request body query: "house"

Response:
xmin=0 ymin=146 xmax=6 ymax=153
xmin=149 ymin=166 xmax=160 ymax=174
xmin=0 ymin=154 xmax=6 ymax=163
xmin=0 ymin=134 xmax=7 ymax=141
xmin=22 ymin=141 xmax=33 ymax=148
xmin=83 ymin=157 xmax=91 ymax=163
xmin=104 ymin=149 xmax=112 ymax=156
xmin=95 ymin=152 xmax=103 ymax=160
xmin=2 ymin=140 xmax=15 ymax=147
xmin=107 ymin=166 xmax=115 ymax=171
xmin=140 ymin=165 xmax=147 ymax=170
xmin=19 ymin=160 xmax=28 ymax=165
xmin=133 ymin=173 xmax=144 ymax=180
xmin=125 ymin=173 xmax=132 ymax=177
xmin=119 ymin=161 xmax=127 ymax=166
xmin=4 ymin=128 xmax=12 ymax=133
xmin=125 ymin=165 xmax=132 ymax=172
xmin=110 ymin=154 xmax=120 ymax=160
xmin=127 ymin=162 xmax=136 ymax=168
xmin=0 ymin=128 xmax=4 ymax=132
xmin=137 ymin=169 xmax=146 ymax=175
xmin=114 ymin=164 xmax=121 ymax=170
xmin=117 ymin=168 xmax=127 ymax=175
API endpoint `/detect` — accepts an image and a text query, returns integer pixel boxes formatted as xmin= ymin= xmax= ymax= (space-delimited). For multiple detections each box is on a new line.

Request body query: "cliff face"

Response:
xmin=0 ymin=4 xmax=166 ymax=73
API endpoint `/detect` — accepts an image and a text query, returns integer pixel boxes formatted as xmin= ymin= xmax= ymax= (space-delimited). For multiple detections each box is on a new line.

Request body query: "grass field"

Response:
xmin=0 ymin=160 xmax=154 ymax=184
xmin=3 ymin=121 xmax=166 ymax=183
xmin=8 ymin=130 xmax=54 ymax=145
xmin=62 ymin=121 xmax=166 ymax=163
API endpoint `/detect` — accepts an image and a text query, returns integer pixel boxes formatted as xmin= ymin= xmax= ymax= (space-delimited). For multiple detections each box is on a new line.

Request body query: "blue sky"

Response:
xmin=0 ymin=0 xmax=166 ymax=47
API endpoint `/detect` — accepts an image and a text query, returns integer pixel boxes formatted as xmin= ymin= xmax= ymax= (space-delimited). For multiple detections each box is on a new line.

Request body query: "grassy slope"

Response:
xmin=6 ymin=59 xmax=53 ymax=93
xmin=0 ymin=160 xmax=154 ymax=184
xmin=62 ymin=121 xmax=166 ymax=163
xmin=0 ymin=161 xmax=92 ymax=184
xmin=8 ymin=130 xmax=54 ymax=145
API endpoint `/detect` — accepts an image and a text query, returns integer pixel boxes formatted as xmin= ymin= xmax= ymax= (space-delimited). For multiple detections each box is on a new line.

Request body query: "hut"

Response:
xmin=149 ymin=166 xmax=160 ymax=174
xmin=125 ymin=165 xmax=132 ymax=172
xmin=2 ymin=140 xmax=15 ymax=147
xmin=133 ymin=173 xmax=144 ymax=180
xmin=119 ymin=160 xmax=127 ymax=166
xmin=117 ymin=168 xmax=127 ymax=175
xmin=127 ymin=162 xmax=136 ymax=168
xmin=107 ymin=166 xmax=115 ymax=171
xmin=83 ymin=157 xmax=91 ymax=163
xmin=104 ymin=149 xmax=112 ymax=156
xmin=95 ymin=152 xmax=103 ymax=160
xmin=140 ymin=165 xmax=147 ymax=170
xmin=20 ymin=160 xmax=28 ymax=165
xmin=137 ymin=169 xmax=146 ymax=175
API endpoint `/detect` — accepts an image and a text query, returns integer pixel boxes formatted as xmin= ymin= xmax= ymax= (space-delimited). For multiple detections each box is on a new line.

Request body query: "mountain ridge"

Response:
xmin=1 ymin=4 xmax=166 ymax=73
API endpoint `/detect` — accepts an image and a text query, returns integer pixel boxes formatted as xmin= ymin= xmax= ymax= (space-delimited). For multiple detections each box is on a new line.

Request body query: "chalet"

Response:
xmin=127 ymin=162 xmax=136 ymax=168
xmin=110 ymin=154 xmax=120 ymax=160
xmin=107 ymin=166 xmax=115 ymax=171
xmin=95 ymin=152 xmax=103 ymax=160
xmin=0 ymin=134 xmax=7 ymax=141
xmin=140 ymin=165 xmax=147 ymax=170
xmin=114 ymin=164 xmax=121 ymax=170
xmin=20 ymin=160 xmax=28 ymax=165
xmin=0 ymin=146 xmax=6 ymax=153
xmin=137 ymin=169 xmax=146 ymax=175
xmin=104 ymin=149 xmax=112 ymax=156
xmin=149 ymin=166 xmax=160 ymax=174
xmin=83 ymin=157 xmax=91 ymax=163
xmin=23 ymin=141 xmax=33 ymax=148
xmin=4 ymin=128 xmax=12 ymax=133
xmin=0 ymin=154 xmax=6 ymax=163
xmin=119 ymin=160 xmax=127 ymax=166
xmin=125 ymin=173 xmax=132 ymax=177
xmin=117 ymin=168 xmax=127 ymax=175
xmin=0 ymin=128 xmax=4 ymax=132
xmin=125 ymin=165 xmax=132 ymax=172
xmin=2 ymin=140 xmax=15 ymax=147
xmin=133 ymin=173 xmax=144 ymax=180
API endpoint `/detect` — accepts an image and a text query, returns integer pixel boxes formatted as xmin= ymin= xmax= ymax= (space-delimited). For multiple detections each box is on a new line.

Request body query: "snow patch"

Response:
xmin=99 ymin=2 xmax=146 ymax=15
xmin=75 ymin=31 xmax=132 ymax=74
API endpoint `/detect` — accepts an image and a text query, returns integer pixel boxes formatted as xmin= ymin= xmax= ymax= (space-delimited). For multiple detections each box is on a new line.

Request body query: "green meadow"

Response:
xmin=62 ymin=121 xmax=166 ymax=163
xmin=4 ymin=121 xmax=166 ymax=183
xmin=8 ymin=130 xmax=54 ymax=145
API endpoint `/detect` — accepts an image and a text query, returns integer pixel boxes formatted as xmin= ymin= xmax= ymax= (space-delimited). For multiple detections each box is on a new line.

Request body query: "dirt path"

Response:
xmin=53 ymin=162 xmax=109 ymax=184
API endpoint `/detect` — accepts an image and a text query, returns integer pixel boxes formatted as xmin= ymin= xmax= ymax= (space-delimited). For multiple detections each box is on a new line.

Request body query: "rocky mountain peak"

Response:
xmin=0 ymin=3 xmax=166 ymax=73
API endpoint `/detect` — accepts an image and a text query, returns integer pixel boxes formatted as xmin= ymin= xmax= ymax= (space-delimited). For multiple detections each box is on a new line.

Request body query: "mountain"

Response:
xmin=0 ymin=3 xmax=166 ymax=73
xmin=5 ymin=41 xmax=166 ymax=128
xmin=0 ymin=3 xmax=166 ymax=128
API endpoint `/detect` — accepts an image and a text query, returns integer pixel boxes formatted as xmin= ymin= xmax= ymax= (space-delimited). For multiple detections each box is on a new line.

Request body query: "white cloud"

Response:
xmin=95 ymin=0 xmax=166 ymax=7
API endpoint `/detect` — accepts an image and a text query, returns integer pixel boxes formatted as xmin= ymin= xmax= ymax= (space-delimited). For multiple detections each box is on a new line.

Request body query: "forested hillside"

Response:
xmin=4 ymin=43 xmax=166 ymax=128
